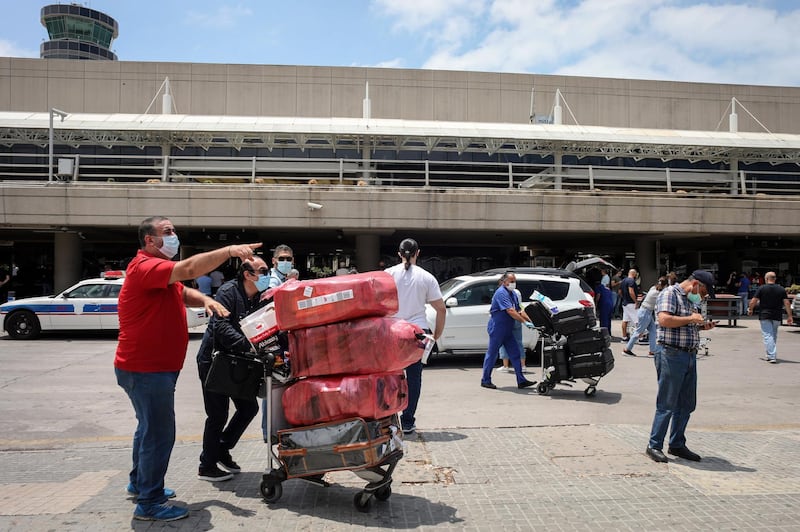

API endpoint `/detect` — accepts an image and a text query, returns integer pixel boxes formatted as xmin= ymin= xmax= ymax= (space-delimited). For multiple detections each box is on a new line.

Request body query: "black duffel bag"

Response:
xmin=204 ymin=351 xmax=264 ymax=401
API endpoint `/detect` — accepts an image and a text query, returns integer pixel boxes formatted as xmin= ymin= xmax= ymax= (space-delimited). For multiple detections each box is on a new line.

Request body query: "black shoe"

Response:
xmin=480 ymin=382 xmax=497 ymax=389
xmin=646 ymin=447 xmax=668 ymax=463
xmin=668 ymin=446 xmax=701 ymax=462
xmin=517 ymin=379 xmax=536 ymax=389
xmin=622 ymin=349 xmax=635 ymax=356
xmin=218 ymin=454 xmax=241 ymax=474
xmin=198 ymin=465 xmax=234 ymax=482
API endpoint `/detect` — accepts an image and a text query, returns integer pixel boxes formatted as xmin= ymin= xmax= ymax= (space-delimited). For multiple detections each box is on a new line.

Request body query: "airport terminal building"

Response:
xmin=1 ymin=54 xmax=799 ymax=296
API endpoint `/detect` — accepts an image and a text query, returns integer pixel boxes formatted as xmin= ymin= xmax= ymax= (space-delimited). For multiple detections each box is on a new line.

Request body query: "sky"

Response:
xmin=1 ymin=0 xmax=799 ymax=87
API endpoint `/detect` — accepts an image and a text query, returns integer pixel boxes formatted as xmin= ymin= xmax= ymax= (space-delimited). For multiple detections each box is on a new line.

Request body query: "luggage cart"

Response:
xmin=257 ymin=341 xmax=404 ymax=513
xmin=525 ymin=301 xmax=613 ymax=397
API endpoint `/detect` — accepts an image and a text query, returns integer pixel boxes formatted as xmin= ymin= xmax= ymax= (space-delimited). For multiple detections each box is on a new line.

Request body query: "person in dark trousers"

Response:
xmin=114 ymin=216 xmax=260 ymax=522
xmin=748 ymin=271 xmax=793 ymax=363
xmin=385 ymin=238 xmax=446 ymax=434
xmin=646 ymin=270 xmax=717 ymax=464
xmin=197 ymin=256 xmax=270 ymax=482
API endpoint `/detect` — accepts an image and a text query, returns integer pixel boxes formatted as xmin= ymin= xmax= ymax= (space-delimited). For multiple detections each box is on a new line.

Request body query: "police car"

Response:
xmin=0 ymin=271 xmax=209 ymax=340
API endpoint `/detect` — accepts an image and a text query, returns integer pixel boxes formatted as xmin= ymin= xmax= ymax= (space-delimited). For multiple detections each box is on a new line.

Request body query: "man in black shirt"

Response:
xmin=747 ymin=271 xmax=793 ymax=363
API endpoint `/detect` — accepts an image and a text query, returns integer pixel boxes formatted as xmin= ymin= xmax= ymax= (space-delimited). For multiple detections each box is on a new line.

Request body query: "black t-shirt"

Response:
xmin=620 ymin=277 xmax=639 ymax=305
xmin=754 ymin=283 xmax=788 ymax=321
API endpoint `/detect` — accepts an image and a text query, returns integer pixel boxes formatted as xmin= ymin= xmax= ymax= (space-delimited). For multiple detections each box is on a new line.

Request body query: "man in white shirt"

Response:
xmin=385 ymin=238 xmax=446 ymax=435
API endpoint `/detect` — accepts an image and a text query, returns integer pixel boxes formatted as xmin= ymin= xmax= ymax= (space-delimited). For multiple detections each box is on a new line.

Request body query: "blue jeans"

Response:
xmin=401 ymin=360 xmax=423 ymax=430
xmin=626 ymin=307 xmax=657 ymax=353
xmin=759 ymin=319 xmax=781 ymax=360
xmin=737 ymin=293 xmax=749 ymax=315
xmin=648 ymin=346 xmax=696 ymax=450
xmin=115 ymin=368 xmax=178 ymax=508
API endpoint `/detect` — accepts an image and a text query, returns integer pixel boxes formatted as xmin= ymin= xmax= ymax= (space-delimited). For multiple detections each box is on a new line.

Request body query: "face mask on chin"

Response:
xmin=156 ymin=234 xmax=180 ymax=258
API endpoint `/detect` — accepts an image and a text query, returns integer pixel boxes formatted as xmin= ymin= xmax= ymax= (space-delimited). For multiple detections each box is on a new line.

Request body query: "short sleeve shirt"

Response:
xmin=655 ymin=284 xmax=699 ymax=350
xmin=114 ymin=250 xmax=188 ymax=372
xmin=385 ymin=263 xmax=443 ymax=330
xmin=620 ymin=277 xmax=639 ymax=305
xmin=753 ymin=284 xmax=788 ymax=321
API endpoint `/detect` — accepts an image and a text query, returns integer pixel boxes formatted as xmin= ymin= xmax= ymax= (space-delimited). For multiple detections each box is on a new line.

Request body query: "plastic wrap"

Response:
xmin=282 ymin=372 xmax=408 ymax=426
xmin=288 ymin=316 xmax=424 ymax=378
xmin=277 ymin=416 xmax=403 ymax=477
xmin=273 ymin=272 xmax=399 ymax=330
xmin=240 ymin=303 xmax=278 ymax=347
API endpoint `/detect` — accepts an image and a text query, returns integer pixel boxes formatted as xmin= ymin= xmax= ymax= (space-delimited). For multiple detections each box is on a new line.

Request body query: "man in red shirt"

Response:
xmin=115 ymin=216 xmax=260 ymax=522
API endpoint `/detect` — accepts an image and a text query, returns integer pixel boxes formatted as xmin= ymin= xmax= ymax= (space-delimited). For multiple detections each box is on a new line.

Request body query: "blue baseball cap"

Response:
xmin=691 ymin=270 xmax=716 ymax=298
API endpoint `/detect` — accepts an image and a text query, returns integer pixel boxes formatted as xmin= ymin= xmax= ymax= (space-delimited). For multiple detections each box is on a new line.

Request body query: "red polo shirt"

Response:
xmin=114 ymin=250 xmax=188 ymax=372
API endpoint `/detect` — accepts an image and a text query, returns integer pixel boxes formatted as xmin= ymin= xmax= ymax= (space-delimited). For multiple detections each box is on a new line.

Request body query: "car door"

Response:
xmin=438 ymin=280 xmax=496 ymax=352
xmin=99 ymin=283 xmax=122 ymax=330
xmin=53 ymin=282 xmax=106 ymax=330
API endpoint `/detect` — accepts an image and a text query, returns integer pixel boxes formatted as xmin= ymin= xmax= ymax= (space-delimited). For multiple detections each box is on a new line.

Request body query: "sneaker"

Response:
xmin=198 ymin=465 xmax=234 ymax=482
xmin=769 ymin=358 xmax=778 ymax=364
xmin=126 ymin=483 xmax=176 ymax=499
xmin=402 ymin=425 xmax=416 ymax=435
xmin=495 ymin=366 xmax=511 ymax=373
xmin=133 ymin=503 xmax=188 ymax=521
xmin=218 ymin=454 xmax=241 ymax=474
xmin=622 ymin=349 xmax=636 ymax=356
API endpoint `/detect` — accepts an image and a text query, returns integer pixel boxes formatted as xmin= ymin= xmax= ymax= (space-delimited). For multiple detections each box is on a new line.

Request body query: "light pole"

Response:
xmin=49 ymin=108 xmax=68 ymax=182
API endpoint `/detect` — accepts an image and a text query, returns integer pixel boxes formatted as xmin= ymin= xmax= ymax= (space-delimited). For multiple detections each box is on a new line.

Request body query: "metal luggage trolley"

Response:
xmin=525 ymin=301 xmax=614 ymax=397
xmin=256 ymin=339 xmax=404 ymax=513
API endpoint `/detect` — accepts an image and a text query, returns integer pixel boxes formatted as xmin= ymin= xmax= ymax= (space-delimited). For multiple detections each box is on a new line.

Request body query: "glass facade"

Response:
xmin=40 ymin=4 xmax=118 ymax=61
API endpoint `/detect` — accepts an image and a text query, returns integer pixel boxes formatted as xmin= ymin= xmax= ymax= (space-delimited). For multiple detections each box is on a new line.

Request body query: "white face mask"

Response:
xmin=507 ymin=282 xmax=517 ymax=290
xmin=157 ymin=234 xmax=180 ymax=258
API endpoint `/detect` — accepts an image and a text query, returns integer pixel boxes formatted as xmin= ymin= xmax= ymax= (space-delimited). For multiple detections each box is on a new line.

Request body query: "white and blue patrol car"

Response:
xmin=0 ymin=271 xmax=209 ymax=339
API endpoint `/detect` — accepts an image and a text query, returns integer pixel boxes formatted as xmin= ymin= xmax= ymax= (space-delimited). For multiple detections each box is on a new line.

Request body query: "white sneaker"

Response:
xmin=495 ymin=366 xmax=511 ymax=373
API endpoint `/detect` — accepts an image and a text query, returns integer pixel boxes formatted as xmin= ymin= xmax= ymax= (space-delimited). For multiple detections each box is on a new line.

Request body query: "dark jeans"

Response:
xmin=198 ymin=361 xmax=259 ymax=468
xmin=648 ymin=346 xmax=697 ymax=450
xmin=115 ymin=367 xmax=178 ymax=508
xmin=401 ymin=327 xmax=433 ymax=430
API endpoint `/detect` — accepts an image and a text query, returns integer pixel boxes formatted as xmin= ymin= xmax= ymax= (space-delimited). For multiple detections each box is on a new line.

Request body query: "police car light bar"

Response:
xmin=101 ymin=270 xmax=126 ymax=279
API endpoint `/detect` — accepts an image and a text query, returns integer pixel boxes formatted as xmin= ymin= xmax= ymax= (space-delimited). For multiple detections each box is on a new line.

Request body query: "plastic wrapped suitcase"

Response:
xmin=273 ymin=272 xmax=399 ymax=331
xmin=282 ymin=372 xmax=408 ymax=426
xmin=288 ymin=317 xmax=425 ymax=378
xmin=524 ymin=301 xmax=556 ymax=335
xmin=551 ymin=306 xmax=597 ymax=335
xmin=569 ymin=348 xmax=615 ymax=379
xmin=566 ymin=327 xmax=611 ymax=355
xmin=277 ymin=416 xmax=403 ymax=477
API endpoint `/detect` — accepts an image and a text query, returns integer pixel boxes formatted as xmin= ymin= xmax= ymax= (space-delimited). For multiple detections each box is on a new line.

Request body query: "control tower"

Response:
xmin=40 ymin=4 xmax=118 ymax=60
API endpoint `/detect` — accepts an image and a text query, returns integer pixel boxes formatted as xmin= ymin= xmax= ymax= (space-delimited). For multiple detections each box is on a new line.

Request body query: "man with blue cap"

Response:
xmin=646 ymin=270 xmax=717 ymax=463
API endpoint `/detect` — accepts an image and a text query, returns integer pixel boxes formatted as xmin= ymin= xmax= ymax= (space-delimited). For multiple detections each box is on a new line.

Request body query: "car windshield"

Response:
xmin=439 ymin=278 xmax=465 ymax=297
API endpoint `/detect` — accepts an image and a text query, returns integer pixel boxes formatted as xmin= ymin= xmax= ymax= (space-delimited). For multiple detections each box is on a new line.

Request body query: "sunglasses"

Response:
xmin=276 ymin=257 xmax=293 ymax=262
xmin=248 ymin=267 xmax=269 ymax=275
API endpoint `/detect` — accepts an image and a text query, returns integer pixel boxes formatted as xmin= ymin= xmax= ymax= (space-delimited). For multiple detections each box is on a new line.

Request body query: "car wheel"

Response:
xmin=5 ymin=310 xmax=41 ymax=340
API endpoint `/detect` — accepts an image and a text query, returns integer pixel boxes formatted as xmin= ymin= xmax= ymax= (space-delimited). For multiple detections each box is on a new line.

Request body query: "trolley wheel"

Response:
xmin=353 ymin=491 xmax=373 ymax=512
xmin=374 ymin=485 xmax=392 ymax=501
xmin=260 ymin=480 xmax=283 ymax=503
xmin=584 ymin=386 xmax=597 ymax=397
xmin=537 ymin=382 xmax=550 ymax=395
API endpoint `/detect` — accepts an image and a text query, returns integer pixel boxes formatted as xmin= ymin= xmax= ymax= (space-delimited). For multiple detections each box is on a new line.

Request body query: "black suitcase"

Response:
xmin=543 ymin=344 xmax=570 ymax=382
xmin=569 ymin=348 xmax=614 ymax=379
xmin=524 ymin=301 xmax=555 ymax=335
xmin=551 ymin=307 xmax=596 ymax=335
xmin=566 ymin=327 xmax=611 ymax=355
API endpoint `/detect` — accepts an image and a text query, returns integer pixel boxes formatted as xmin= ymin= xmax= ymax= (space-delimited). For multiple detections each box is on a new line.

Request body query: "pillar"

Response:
xmin=355 ymin=233 xmax=380 ymax=273
xmin=54 ymin=232 xmax=82 ymax=293
xmin=634 ymin=238 xmax=657 ymax=289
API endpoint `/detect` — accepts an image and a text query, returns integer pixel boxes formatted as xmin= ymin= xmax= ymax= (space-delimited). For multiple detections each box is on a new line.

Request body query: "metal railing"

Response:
xmin=0 ymin=152 xmax=798 ymax=196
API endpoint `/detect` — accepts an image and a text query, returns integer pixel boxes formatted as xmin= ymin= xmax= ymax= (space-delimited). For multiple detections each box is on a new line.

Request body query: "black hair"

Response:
xmin=137 ymin=216 xmax=168 ymax=248
xmin=498 ymin=270 xmax=515 ymax=286
xmin=399 ymin=238 xmax=418 ymax=270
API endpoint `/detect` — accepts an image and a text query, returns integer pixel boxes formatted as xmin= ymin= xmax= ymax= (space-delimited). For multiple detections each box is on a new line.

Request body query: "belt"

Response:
xmin=659 ymin=343 xmax=697 ymax=353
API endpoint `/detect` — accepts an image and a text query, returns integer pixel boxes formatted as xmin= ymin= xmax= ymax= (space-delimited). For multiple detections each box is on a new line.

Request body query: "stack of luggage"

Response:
xmin=524 ymin=300 xmax=614 ymax=395
xmin=269 ymin=271 xmax=425 ymax=477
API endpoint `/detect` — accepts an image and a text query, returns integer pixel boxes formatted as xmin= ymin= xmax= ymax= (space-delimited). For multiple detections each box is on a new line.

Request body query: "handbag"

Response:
xmin=204 ymin=351 xmax=265 ymax=401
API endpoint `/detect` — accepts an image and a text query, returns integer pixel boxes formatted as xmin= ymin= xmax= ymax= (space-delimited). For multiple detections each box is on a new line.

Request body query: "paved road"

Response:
xmin=1 ymin=318 xmax=799 ymax=530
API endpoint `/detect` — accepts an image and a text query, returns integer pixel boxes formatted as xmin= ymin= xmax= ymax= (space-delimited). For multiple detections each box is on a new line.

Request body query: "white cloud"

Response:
xmin=0 ymin=39 xmax=38 ymax=58
xmin=376 ymin=0 xmax=800 ymax=85
xmin=186 ymin=4 xmax=253 ymax=29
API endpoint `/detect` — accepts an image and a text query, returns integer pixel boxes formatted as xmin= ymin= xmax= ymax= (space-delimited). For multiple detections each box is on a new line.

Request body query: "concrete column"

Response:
xmin=54 ymin=232 xmax=82 ymax=292
xmin=355 ymin=233 xmax=380 ymax=272
xmin=634 ymin=238 xmax=657 ymax=289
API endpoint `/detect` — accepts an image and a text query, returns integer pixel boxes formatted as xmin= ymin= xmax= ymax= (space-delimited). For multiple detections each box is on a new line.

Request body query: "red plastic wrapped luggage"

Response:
xmin=282 ymin=372 xmax=408 ymax=426
xmin=288 ymin=317 xmax=424 ymax=378
xmin=273 ymin=272 xmax=399 ymax=331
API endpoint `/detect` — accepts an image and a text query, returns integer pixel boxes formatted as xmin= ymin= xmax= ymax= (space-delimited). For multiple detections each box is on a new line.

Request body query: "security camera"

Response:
xmin=307 ymin=202 xmax=323 ymax=211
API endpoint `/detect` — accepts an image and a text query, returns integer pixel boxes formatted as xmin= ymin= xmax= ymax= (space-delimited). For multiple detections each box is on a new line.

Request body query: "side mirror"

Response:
xmin=445 ymin=297 xmax=458 ymax=308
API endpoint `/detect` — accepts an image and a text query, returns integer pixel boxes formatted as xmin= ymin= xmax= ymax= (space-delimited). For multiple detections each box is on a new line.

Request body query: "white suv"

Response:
xmin=425 ymin=268 xmax=597 ymax=360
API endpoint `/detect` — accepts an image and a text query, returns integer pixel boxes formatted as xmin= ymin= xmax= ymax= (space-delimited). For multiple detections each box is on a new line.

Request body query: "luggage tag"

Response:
xmin=421 ymin=334 xmax=436 ymax=365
